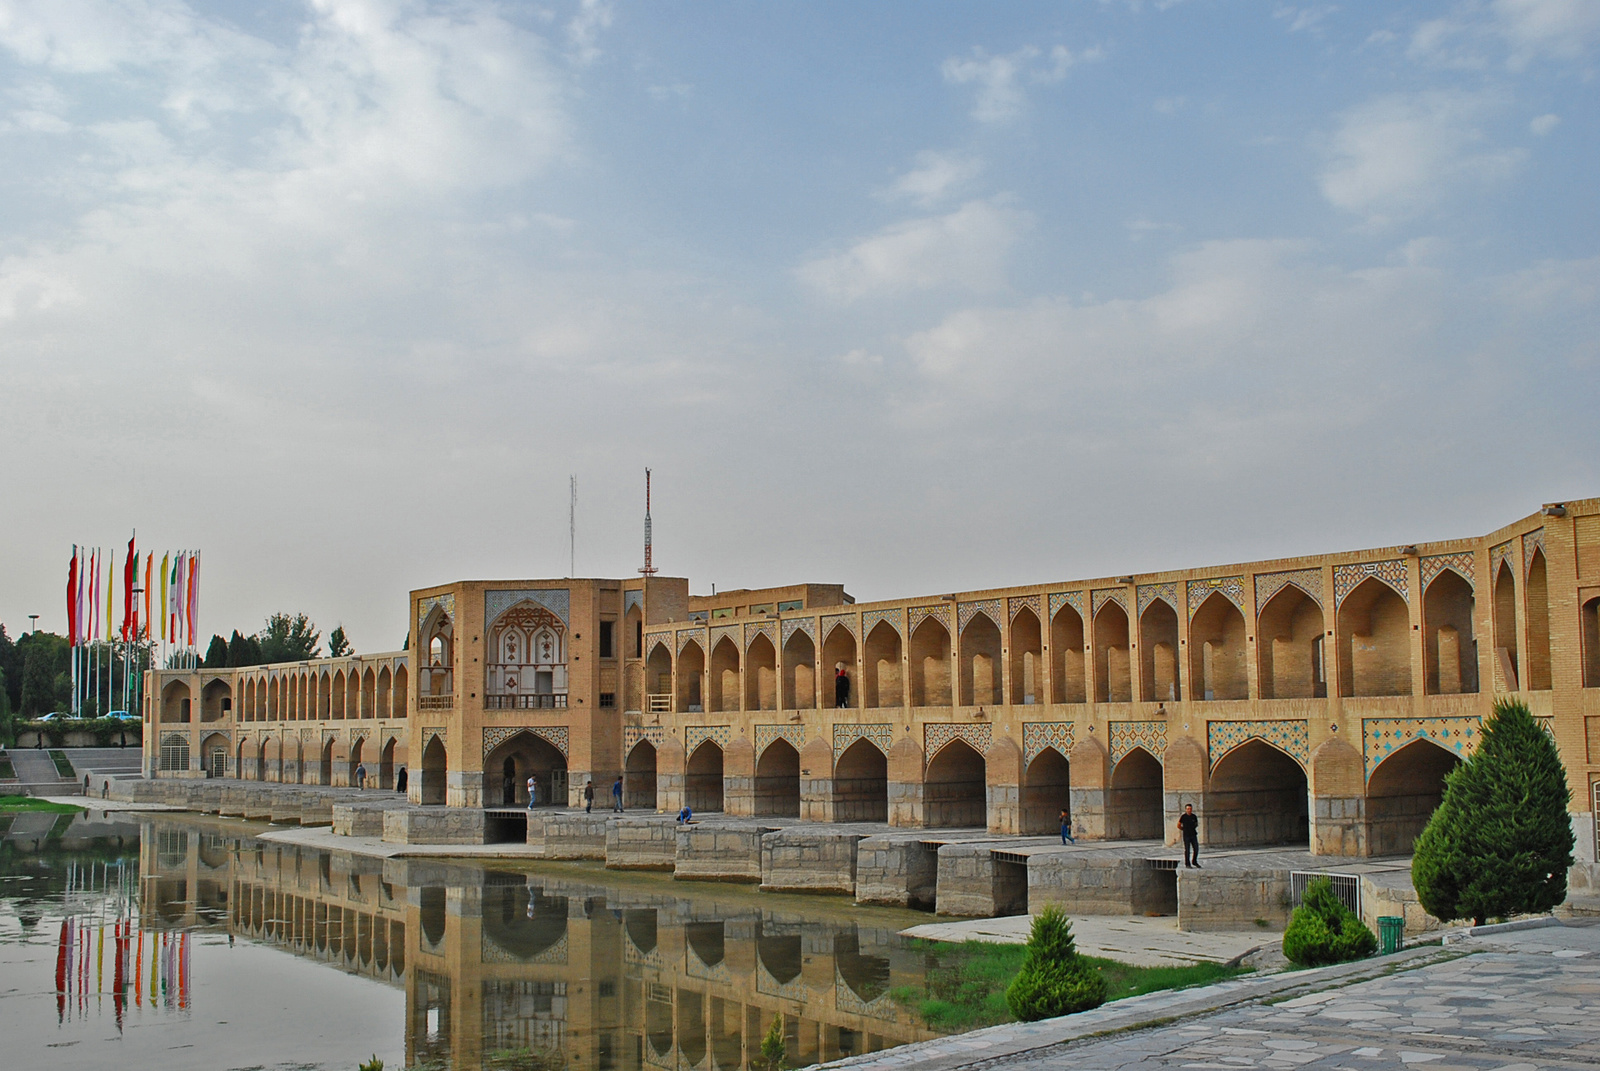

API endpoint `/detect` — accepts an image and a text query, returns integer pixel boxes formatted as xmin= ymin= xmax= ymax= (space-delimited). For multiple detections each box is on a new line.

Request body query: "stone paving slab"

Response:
xmin=900 ymin=914 xmax=1276 ymax=968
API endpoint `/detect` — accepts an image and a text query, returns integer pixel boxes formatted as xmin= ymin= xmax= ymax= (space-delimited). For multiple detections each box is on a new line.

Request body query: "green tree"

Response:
xmin=259 ymin=613 xmax=320 ymax=663
xmin=327 ymin=625 xmax=352 ymax=658
xmin=758 ymin=1015 xmax=786 ymax=1071
xmin=0 ymin=624 xmax=21 ymax=713
xmin=1282 ymin=878 xmax=1377 ymax=966
xmin=202 ymin=634 xmax=229 ymax=668
xmin=18 ymin=632 xmax=70 ymax=716
xmin=0 ymin=667 xmax=15 ymax=744
xmin=1004 ymin=907 xmax=1107 ymax=1021
xmin=1412 ymin=698 xmax=1575 ymax=925
xmin=225 ymin=630 xmax=261 ymax=667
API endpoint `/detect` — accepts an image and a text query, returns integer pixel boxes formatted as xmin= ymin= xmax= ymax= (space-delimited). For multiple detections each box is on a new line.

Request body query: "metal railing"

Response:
xmin=1290 ymin=871 xmax=1360 ymax=915
xmin=647 ymin=693 xmax=672 ymax=714
xmin=418 ymin=695 xmax=455 ymax=711
xmin=485 ymin=694 xmax=568 ymax=710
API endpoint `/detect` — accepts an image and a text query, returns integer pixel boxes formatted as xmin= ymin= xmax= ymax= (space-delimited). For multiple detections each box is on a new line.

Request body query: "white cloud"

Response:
xmin=1530 ymin=112 xmax=1560 ymax=135
xmin=566 ymin=0 xmax=613 ymax=66
xmin=1274 ymin=5 xmax=1338 ymax=34
xmin=941 ymin=44 xmax=1100 ymax=123
xmin=797 ymin=198 xmax=1029 ymax=302
xmin=883 ymin=150 xmax=984 ymax=208
xmin=1319 ymin=91 xmax=1521 ymax=223
xmin=1409 ymin=0 xmax=1600 ymax=69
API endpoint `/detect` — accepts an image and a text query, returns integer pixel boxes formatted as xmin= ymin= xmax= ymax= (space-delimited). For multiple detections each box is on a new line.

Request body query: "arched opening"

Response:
xmin=484 ymin=731 xmax=568 ymax=807
xmin=1257 ymin=585 xmax=1325 ymax=699
xmin=784 ymin=630 xmax=817 ymax=710
xmin=1583 ymin=596 xmax=1600 ymax=688
xmin=686 ymin=741 xmax=724 ymax=812
xmin=1009 ymin=608 xmax=1043 ymax=705
xmin=1366 ymin=739 xmax=1460 ymax=856
xmin=1139 ymin=600 xmax=1180 ymax=703
xmin=745 ymin=634 xmax=777 ymax=711
xmin=422 ymin=609 xmax=453 ymax=698
xmin=1424 ymin=570 xmax=1478 ymax=695
xmin=646 ymin=641 xmax=674 ymax=712
xmin=708 ymin=637 xmax=740 ymax=713
xmin=419 ymin=886 xmax=446 ymax=948
xmin=1189 ymin=593 xmax=1247 ymax=701
xmin=161 ymin=680 xmax=192 ymax=724
xmin=349 ymin=736 xmax=365 ymax=785
xmin=754 ymin=740 xmax=800 ymax=817
xmin=1493 ymin=559 xmax=1519 ymax=689
xmin=1337 ymin=578 xmax=1412 ymax=697
xmin=1106 ymin=748 xmax=1163 ymax=839
xmin=254 ymin=739 xmax=267 ymax=781
xmin=924 ymin=738 xmax=985 ymax=828
xmin=332 ymin=671 xmax=347 ymax=719
xmin=393 ymin=665 xmax=408 ymax=718
xmin=361 ymin=668 xmax=376 ymax=717
xmin=821 ymin=623 xmax=856 ymax=710
xmin=834 ymin=929 xmax=891 ymax=1004
xmin=236 ymin=739 xmax=246 ymax=779
xmin=756 ymin=924 xmax=802 ymax=985
xmin=1526 ymin=548 xmax=1551 ymax=690
xmin=421 ymin=735 xmax=447 ymax=806
xmin=201 ymin=733 xmax=228 ymax=778
xmin=347 ymin=672 xmax=361 ymax=719
xmin=677 ymin=990 xmax=706 ymax=1068
xmin=909 ymin=618 xmax=951 ymax=707
xmin=1205 ymin=739 xmax=1308 ymax=848
xmin=686 ymin=921 xmax=725 ymax=968
xmin=1094 ymin=602 xmax=1131 ymax=703
xmin=1022 ymin=748 xmax=1071 ymax=835
xmin=833 ymin=738 xmax=888 ymax=822
xmin=959 ymin=612 xmax=1002 ymax=707
xmin=626 ymin=740 xmax=658 ymax=810
xmin=376 ymin=668 xmax=391 ymax=719
xmin=380 ymin=737 xmax=396 ymax=790
xmin=482 ymin=881 xmax=568 ymax=961
xmin=624 ymin=908 xmax=658 ymax=955
xmin=158 ymin=732 xmax=190 ymax=772
xmin=319 ymin=738 xmax=333 ymax=786
xmin=317 ymin=673 xmax=331 ymax=718
xmin=1051 ymin=603 xmax=1086 ymax=703
xmin=201 ymin=678 xmax=231 ymax=722
xmin=677 ymin=640 xmax=706 ymax=713
xmin=242 ymin=680 xmax=254 ymax=722
xmin=862 ymin=621 xmax=902 ymax=708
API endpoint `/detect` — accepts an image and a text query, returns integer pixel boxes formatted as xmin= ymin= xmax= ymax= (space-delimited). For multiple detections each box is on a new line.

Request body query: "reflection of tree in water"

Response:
xmin=482 ymin=876 xmax=568 ymax=961
xmin=834 ymin=928 xmax=891 ymax=1003
xmin=685 ymin=920 xmax=725 ymax=967
xmin=624 ymin=908 xmax=657 ymax=954
xmin=756 ymin=923 xmax=803 ymax=985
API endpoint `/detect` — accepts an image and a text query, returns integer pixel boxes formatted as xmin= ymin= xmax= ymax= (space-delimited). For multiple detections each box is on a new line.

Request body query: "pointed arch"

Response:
xmin=784 ymin=628 xmax=818 ymax=711
xmin=1423 ymin=569 xmax=1478 ymax=695
xmin=1257 ymin=583 xmax=1325 ymax=700
xmin=1204 ymin=738 xmax=1307 ymax=847
xmin=1526 ymin=547 xmax=1551 ymax=690
xmin=686 ymin=740 xmax=723 ymax=812
xmin=1366 ymin=737 xmax=1460 ymax=856
xmin=744 ymin=633 xmax=777 ymax=711
xmin=484 ymin=729 xmax=568 ymax=807
xmin=708 ymin=636 xmax=741 ymax=713
xmin=1493 ymin=557 xmax=1519 ymax=689
xmin=420 ymin=734 xmax=447 ymax=805
xmin=1189 ymin=591 xmax=1247 ymax=701
xmin=1009 ymin=606 xmax=1043 ymax=706
xmin=754 ymin=738 xmax=800 ymax=817
xmin=833 ymin=738 xmax=887 ymax=822
xmin=1022 ymin=746 xmax=1070 ymax=835
xmin=626 ymin=739 xmax=658 ymax=810
xmin=924 ymin=737 xmax=985 ymax=828
xmin=1138 ymin=598 xmax=1180 ymax=703
xmin=863 ymin=620 xmax=902 ymax=708
xmin=1093 ymin=600 xmax=1131 ymax=703
xmin=909 ymin=617 xmax=951 ymax=707
xmin=1051 ymin=601 xmax=1086 ymax=703
xmin=1337 ymin=576 xmax=1412 ymax=697
xmin=958 ymin=611 xmax=1001 ymax=707
xmin=1107 ymin=746 xmax=1163 ymax=839
xmin=677 ymin=639 xmax=706 ymax=713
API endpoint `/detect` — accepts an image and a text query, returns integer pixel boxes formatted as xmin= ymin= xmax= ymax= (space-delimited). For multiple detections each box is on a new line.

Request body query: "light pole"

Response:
xmin=28 ymin=614 xmax=39 ymax=635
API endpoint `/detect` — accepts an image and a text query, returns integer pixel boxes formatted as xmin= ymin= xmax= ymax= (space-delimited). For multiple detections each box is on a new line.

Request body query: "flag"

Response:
xmin=129 ymin=550 xmax=140 ymax=641
xmin=120 ymin=535 xmax=136 ymax=642
xmin=160 ymin=552 xmax=170 ymax=642
xmin=174 ymin=553 xmax=186 ymax=645
xmin=144 ymin=555 xmax=153 ymax=640
xmin=186 ymin=551 xmax=198 ymax=647
xmin=105 ymin=550 xmax=114 ymax=643
xmin=88 ymin=549 xmax=97 ymax=642
xmin=67 ymin=547 xmax=79 ymax=647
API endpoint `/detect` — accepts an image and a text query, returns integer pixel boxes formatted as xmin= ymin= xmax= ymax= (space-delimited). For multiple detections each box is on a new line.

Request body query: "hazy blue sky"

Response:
xmin=2 ymin=0 xmax=1596 ymax=651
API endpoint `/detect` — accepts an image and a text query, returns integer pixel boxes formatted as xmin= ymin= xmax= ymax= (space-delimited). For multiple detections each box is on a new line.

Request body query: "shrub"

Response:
xmin=1004 ymin=907 xmax=1108 ymax=1021
xmin=1282 ymin=878 xmax=1377 ymax=966
xmin=759 ymin=1015 xmax=786 ymax=1071
xmin=1411 ymin=699 xmax=1574 ymax=925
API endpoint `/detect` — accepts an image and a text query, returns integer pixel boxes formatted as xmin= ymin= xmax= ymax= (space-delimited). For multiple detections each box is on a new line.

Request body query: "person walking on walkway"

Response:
xmin=526 ymin=774 xmax=538 ymax=810
xmin=1059 ymin=808 xmax=1075 ymax=845
xmin=355 ymin=763 xmax=367 ymax=790
xmin=396 ymin=766 xmax=407 ymax=793
xmin=835 ymin=663 xmax=851 ymax=708
xmin=1179 ymin=803 xmax=1201 ymax=867
xmin=612 ymin=776 xmax=624 ymax=812
xmin=584 ymin=780 xmax=594 ymax=813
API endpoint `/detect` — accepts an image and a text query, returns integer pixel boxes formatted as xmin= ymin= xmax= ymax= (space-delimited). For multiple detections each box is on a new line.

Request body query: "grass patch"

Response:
xmin=49 ymin=750 xmax=77 ymax=778
xmin=0 ymin=796 xmax=86 ymax=814
xmin=888 ymin=938 xmax=1249 ymax=1032
xmin=0 ymin=758 xmax=14 ymax=780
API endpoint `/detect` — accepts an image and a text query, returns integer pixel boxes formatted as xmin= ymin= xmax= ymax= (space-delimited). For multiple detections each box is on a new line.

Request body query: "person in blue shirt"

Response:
xmin=677 ymin=806 xmax=692 ymax=824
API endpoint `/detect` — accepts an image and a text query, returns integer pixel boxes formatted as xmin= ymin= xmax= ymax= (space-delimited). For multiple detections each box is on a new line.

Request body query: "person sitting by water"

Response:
xmin=676 ymin=805 xmax=693 ymax=824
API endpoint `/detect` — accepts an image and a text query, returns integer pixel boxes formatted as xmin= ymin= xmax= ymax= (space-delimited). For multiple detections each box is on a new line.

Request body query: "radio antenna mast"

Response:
xmin=639 ymin=467 xmax=659 ymax=576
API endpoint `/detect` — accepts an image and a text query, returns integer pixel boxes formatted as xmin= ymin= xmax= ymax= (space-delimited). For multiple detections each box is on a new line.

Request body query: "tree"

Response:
xmin=1412 ymin=698 xmax=1575 ymax=925
xmin=258 ymin=613 xmax=320 ymax=663
xmin=203 ymin=635 xmax=230 ymax=668
xmin=0 ymin=624 xmax=21 ymax=714
xmin=758 ymin=1015 xmax=786 ymax=1071
xmin=226 ymin=630 xmax=261 ymax=667
xmin=1283 ymin=878 xmax=1376 ymax=966
xmin=0 ymin=667 xmax=14 ymax=745
xmin=18 ymin=632 xmax=70 ymax=716
xmin=1004 ymin=907 xmax=1107 ymax=1021
xmin=327 ymin=625 xmax=352 ymax=658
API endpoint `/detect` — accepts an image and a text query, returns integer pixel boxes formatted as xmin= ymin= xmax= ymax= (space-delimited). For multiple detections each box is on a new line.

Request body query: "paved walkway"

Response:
xmin=901 ymin=914 xmax=1274 ymax=968
xmin=822 ymin=919 xmax=1600 ymax=1071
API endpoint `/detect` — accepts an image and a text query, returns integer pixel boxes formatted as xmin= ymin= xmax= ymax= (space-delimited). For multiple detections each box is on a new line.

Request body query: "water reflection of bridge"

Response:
xmin=139 ymin=818 xmax=942 ymax=1071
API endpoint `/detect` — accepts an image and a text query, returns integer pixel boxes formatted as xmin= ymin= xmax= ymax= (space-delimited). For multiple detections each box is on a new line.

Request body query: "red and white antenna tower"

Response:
xmin=639 ymin=467 xmax=659 ymax=576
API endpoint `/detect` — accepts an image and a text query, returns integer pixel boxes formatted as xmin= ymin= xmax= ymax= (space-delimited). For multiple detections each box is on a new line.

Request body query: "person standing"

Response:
xmin=612 ymin=776 xmax=624 ymax=812
xmin=355 ymin=763 xmax=367 ymax=790
xmin=396 ymin=766 xmax=407 ymax=793
xmin=1059 ymin=808 xmax=1075 ymax=845
xmin=834 ymin=663 xmax=851 ymax=708
xmin=526 ymin=774 xmax=538 ymax=810
xmin=1178 ymin=803 xmax=1201 ymax=867
xmin=584 ymin=780 xmax=595 ymax=813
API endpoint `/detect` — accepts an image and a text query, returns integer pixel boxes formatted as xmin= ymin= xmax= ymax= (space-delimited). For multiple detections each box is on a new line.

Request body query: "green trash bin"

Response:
xmin=1378 ymin=915 xmax=1405 ymax=954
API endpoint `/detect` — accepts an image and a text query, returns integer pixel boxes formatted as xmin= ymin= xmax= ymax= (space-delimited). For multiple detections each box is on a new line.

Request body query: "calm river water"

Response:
xmin=0 ymin=809 xmax=947 ymax=1071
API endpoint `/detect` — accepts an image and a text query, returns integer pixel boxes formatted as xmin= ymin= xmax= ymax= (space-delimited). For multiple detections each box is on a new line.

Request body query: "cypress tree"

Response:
xmin=1411 ymin=698 xmax=1574 ymax=925
xmin=203 ymin=635 xmax=229 ymax=668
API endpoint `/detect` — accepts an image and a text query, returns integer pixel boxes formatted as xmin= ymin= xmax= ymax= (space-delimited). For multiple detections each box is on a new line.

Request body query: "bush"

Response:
xmin=1004 ymin=907 xmax=1108 ymax=1021
xmin=758 ymin=1015 xmax=785 ymax=1071
xmin=1411 ymin=699 xmax=1574 ymax=925
xmin=1282 ymin=878 xmax=1377 ymax=966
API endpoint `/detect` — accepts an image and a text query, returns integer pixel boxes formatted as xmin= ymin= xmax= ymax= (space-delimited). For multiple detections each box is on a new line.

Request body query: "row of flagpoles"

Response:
xmin=64 ymin=538 xmax=201 ymax=717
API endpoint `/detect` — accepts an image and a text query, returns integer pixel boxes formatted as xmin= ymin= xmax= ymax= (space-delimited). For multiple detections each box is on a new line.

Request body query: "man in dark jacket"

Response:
xmin=1178 ymin=804 xmax=1200 ymax=868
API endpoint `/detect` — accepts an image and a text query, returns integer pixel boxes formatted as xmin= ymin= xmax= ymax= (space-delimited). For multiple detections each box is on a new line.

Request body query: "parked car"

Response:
xmin=37 ymin=712 xmax=62 ymax=722
xmin=107 ymin=710 xmax=137 ymax=721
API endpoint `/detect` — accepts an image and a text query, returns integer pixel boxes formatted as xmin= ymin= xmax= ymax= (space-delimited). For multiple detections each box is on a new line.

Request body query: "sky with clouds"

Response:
xmin=1 ymin=0 xmax=1596 ymax=652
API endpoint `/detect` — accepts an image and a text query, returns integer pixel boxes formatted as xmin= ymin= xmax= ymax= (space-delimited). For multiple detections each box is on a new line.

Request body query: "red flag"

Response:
xmin=186 ymin=552 xmax=198 ymax=647
xmin=120 ymin=535 xmax=136 ymax=642
xmin=143 ymin=556 xmax=152 ymax=640
xmin=67 ymin=548 xmax=79 ymax=647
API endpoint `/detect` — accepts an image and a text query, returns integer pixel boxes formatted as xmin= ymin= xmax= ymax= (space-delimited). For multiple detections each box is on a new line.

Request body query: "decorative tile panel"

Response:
xmin=958 ymin=599 xmax=1002 ymax=633
xmin=1022 ymin=722 xmax=1075 ymax=764
xmin=782 ymin=618 xmax=816 ymax=645
xmin=1491 ymin=540 xmax=1514 ymax=576
xmin=1207 ymin=719 xmax=1309 ymax=769
xmin=709 ymin=625 xmax=740 ymax=653
xmin=1188 ymin=576 xmax=1246 ymax=615
xmin=1110 ymin=721 xmax=1168 ymax=766
xmin=684 ymin=725 xmax=731 ymax=753
xmin=677 ymin=628 xmax=707 ymax=655
xmin=484 ymin=724 xmax=569 ymax=758
xmin=1523 ymin=528 xmax=1545 ymax=573
xmin=1361 ymin=716 xmax=1480 ymax=778
xmin=624 ymin=725 xmax=664 ymax=754
xmin=623 ymin=590 xmax=643 ymax=617
xmin=1092 ymin=588 xmax=1127 ymax=616
xmin=835 ymin=969 xmax=898 ymax=1021
xmin=349 ymin=727 xmax=371 ymax=742
xmin=824 ymin=613 xmax=860 ymax=640
xmin=416 ymin=592 xmax=455 ymax=633
xmin=754 ymin=724 xmax=808 ymax=757
xmin=744 ymin=621 xmax=776 ymax=648
xmin=1254 ymin=569 xmax=1324 ymax=612
xmin=483 ymin=929 xmax=568 ymax=965
xmin=1333 ymin=560 xmax=1409 ymax=606
xmin=833 ymin=723 xmax=895 ymax=758
xmin=924 ymin=723 xmax=992 ymax=762
xmin=909 ymin=605 xmax=952 ymax=633
xmin=424 ymin=730 xmax=445 ymax=752
xmin=486 ymin=588 xmax=570 ymax=627
xmin=1421 ymin=552 xmax=1476 ymax=592
xmin=1008 ymin=594 xmax=1042 ymax=622
xmin=1049 ymin=591 xmax=1085 ymax=621
xmin=1137 ymin=582 xmax=1179 ymax=618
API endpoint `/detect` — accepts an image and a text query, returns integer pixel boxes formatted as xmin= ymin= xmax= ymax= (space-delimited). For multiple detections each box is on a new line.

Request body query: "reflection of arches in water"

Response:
xmin=481 ymin=877 xmax=568 ymax=961
xmin=834 ymin=928 xmax=890 ymax=1003
xmin=685 ymin=920 xmax=725 ymax=968
xmin=420 ymin=886 xmax=446 ymax=947
xmin=711 ymin=996 xmax=743 ymax=1071
xmin=757 ymin=927 xmax=803 ymax=986
xmin=677 ymin=988 xmax=707 ymax=1067
xmin=646 ymin=995 xmax=674 ymax=1059
xmin=625 ymin=908 xmax=658 ymax=955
